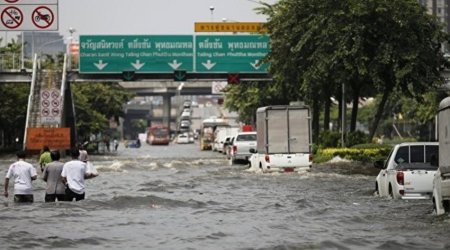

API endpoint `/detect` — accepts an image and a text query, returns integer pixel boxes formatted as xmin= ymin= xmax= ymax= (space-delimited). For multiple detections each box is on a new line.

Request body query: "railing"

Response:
xmin=0 ymin=52 xmax=23 ymax=70
xmin=22 ymin=53 xmax=38 ymax=149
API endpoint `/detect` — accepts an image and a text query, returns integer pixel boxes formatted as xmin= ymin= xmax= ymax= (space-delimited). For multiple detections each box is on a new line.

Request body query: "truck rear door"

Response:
xmin=288 ymin=108 xmax=310 ymax=153
xmin=402 ymin=145 xmax=438 ymax=197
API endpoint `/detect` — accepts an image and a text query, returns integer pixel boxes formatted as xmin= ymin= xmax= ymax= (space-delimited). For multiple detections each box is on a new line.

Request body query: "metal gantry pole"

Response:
xmin=341 ymin=83 xmax=345 ymax=147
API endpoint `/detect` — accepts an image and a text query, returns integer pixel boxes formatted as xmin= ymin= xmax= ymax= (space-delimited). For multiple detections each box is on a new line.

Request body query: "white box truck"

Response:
xmin=248 ymin=105 xmax=313 ymax=173
xmin=433 ymin=96 xmax=450 ymax=215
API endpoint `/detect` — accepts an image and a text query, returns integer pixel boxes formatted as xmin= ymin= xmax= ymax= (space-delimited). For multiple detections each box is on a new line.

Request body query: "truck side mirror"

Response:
xmin=249 ymin=148 xmax=257 ymax=153
xmin=373 ymin=160 xmax=385 ymax=169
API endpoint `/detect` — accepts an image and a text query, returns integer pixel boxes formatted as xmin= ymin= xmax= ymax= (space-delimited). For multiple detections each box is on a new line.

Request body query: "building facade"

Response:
xmin=420 ymin=0 xmax=450 ymax=32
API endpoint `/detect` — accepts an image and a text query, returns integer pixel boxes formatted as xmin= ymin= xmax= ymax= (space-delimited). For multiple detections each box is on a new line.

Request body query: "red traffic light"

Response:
xmin=227 ymin=73 xmax=240 ymax=84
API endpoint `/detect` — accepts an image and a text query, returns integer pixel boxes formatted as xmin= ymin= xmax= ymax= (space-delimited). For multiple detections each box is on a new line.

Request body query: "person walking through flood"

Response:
xmin=42 ymin=151 xmax=66 ymax=202
xmin=61 ymin=147 xmax=95 ymax=201
xmin=4 ymin=150 xmax=38 ymax=203
xmin=39 ymin=145 xmax=52 ymax=172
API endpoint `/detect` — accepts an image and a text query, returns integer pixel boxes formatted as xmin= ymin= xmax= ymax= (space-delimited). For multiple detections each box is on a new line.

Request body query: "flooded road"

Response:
xmin=1 ymin=142 xmax=449 ymax=250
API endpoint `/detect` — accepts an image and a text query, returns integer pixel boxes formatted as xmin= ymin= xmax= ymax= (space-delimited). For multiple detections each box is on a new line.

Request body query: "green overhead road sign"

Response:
xmin=195 ymin=35 xmax=269 ymax=73
xmin=79 ymin=34 xmax=269 ymax=74
xmin=80 ymin=35 xmax=194 ymax=73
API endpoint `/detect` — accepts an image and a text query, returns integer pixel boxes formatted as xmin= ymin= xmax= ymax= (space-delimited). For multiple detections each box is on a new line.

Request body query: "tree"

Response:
xmin=0 ymin=83 xmax=29 ymax=147
xmin=257 ymin=0 xmax=450 ymax=142
xmin=71 ymin=83 xmax=134 ymax=140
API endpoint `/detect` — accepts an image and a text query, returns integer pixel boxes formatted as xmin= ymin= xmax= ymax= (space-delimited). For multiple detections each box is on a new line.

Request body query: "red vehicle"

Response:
xmin=147 ymin=126 xmax=170 ymax=145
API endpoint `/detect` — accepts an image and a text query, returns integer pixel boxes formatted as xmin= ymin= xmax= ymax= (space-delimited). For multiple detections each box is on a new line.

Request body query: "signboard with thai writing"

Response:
xmin=79 ymin=34 xmax=270 ymax=74
xmin=80 ymin=35 xmax=194 ymax=73
xmin=195 ymin=35 xmax=269 ymax=73
xmin=26 ymin=127 xmax=70 ymax=150
xmin=194 ymin=22 xmax=267 ymax=33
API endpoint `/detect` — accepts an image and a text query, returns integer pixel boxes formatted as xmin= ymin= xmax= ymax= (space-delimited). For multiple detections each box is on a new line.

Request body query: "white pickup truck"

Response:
xmin=374 ymin=142 xmax=438 ymax=199
xmin=248 ymin=105 xmax=313 ymax=173
xmin=230 ymin=131 xmax=257 ymax=164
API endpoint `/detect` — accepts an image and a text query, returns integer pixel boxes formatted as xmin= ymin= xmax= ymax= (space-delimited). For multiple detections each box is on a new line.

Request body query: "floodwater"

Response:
xmin=1 ymin=142 xmax=450 ymax=250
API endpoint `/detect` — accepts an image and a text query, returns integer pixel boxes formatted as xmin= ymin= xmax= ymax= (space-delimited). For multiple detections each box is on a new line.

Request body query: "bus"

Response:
xmin=147 ymin=126 xmax=170 ymax=145
xmin=199 ymin=117 xmax=229 ymax=150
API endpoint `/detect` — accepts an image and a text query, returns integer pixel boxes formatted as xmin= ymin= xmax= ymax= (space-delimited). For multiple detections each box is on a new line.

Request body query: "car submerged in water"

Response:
xmin=374 ymin=142 xmax=438 ymax=200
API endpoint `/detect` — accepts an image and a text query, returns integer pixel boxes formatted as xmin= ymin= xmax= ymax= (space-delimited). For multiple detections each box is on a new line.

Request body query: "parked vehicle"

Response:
xmin=147 ymin=125 xmax=170 ymax=145
xmin=199 ymin=117 xmax=229 ymax=150
xmin=433 ymin=97 xmax=450 ymax=214
xmin=248 ymin=105 xmax=313 ymax=173
xmin=231 ymin=132 xmax=257 ymax=164
xmin=181 ymin=111 xmax=190 ymax=120
xmin=374 ymin=142 xmax=438 ymax=199
xmin=180 ymin=120 xmax=190 ymax=129
xmin=176 ymin=133 xmax=189 ymax=144
xmin=213 ymin=127 xmax=239 ymax=153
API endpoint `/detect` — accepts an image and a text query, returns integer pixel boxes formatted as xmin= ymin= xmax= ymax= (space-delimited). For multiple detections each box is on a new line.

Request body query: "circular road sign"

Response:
xmin=41 ymin=90 xmax=50 ymax=99
xmin=42 ymin=99 xmax=50 ymax=108
xmin=41 ymin=108 xmax=50 ymax=117
xmin=1 ymin=6 xmax=23 ymax=29
xmin=51 ymin=107 xmax=59 ymax=117
xmin=32 ymin=6 xmax=54 ymax=29
xmin=51 ymin=99 xmax=60 ymax=107
xmin=51 ymin=90 xmax=59 ymax=99
xmin=5 ymin=0 xmax=19 ymax=3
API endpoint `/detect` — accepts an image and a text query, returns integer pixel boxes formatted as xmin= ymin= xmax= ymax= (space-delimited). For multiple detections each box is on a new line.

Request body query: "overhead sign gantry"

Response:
xmin=79 ymin=34 xmax=270 ymax=74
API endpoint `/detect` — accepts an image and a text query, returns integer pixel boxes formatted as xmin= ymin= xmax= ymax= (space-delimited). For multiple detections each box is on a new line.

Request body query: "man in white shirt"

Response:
xmin=4 ymin=150 xmax=37 ymax=203
xmin=61 ymin=147 xmax=95 ymax=201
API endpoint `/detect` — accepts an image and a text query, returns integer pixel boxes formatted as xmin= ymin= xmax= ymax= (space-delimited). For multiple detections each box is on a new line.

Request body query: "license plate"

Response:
xmin=284 ymin=167 xmax=294 ymax=172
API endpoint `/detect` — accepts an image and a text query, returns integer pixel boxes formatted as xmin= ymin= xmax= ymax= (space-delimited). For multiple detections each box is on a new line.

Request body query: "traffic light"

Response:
xmin=227 ymin=73 xmax=240 ymax=84
xmin=122 ymin=71 xmax=135 ymax=81
xmin=174 ymin=70 xmax=187 ymax=81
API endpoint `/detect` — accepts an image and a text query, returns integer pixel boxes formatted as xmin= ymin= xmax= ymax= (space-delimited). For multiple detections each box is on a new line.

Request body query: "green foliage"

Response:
xmin=315 ymin=145 xmax=393 ymax=164
xmin=0 ymin=83 xmax=29 ymax=146
xmin=72 ymin=83 xmax=134 ymax=140
xmin=254 ymin=0 xmax=450 ymax=143
xmin=346 ymin=130 xmax=368 ymax=147
xmin=130 ymin=119 xmax=147 ymax=134
xmin=319 ymin=130 xmax=341 ymax=147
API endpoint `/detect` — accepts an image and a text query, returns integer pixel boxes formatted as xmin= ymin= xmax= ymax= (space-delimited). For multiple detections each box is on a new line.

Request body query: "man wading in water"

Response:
xmin=42 ymin=151 xmax=66 ymax=202
xmin=61 ymin=147 xmax=96 ymax=201
xmin=4 ymin=150 xmax=38 ymax=203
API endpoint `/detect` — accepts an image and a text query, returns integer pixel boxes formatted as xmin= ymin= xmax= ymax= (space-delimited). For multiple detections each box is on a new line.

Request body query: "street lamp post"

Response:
xmin=68 ymin=27 xmax=76 ymax=69
xmin=209 ymin=6 xmax=215 ymax=21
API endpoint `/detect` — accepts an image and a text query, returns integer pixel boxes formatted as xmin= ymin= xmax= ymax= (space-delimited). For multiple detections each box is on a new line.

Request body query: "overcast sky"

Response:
xmin=59 ymin=0 xmax=276 ymax=37
xmin=1 ymin=0 xmax=277 ymax=42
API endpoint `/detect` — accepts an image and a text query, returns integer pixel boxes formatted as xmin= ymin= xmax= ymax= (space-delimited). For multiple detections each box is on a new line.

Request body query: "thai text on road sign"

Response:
xmin=80 ymin=35 xmax=194 ymax=73
xmin=26 ymin=127 xmax=70 ymax=150
xmin=195 ymin=22 xmax=267 ymax=33
xmin=79 ymin=34 xmax=270 ymax=73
